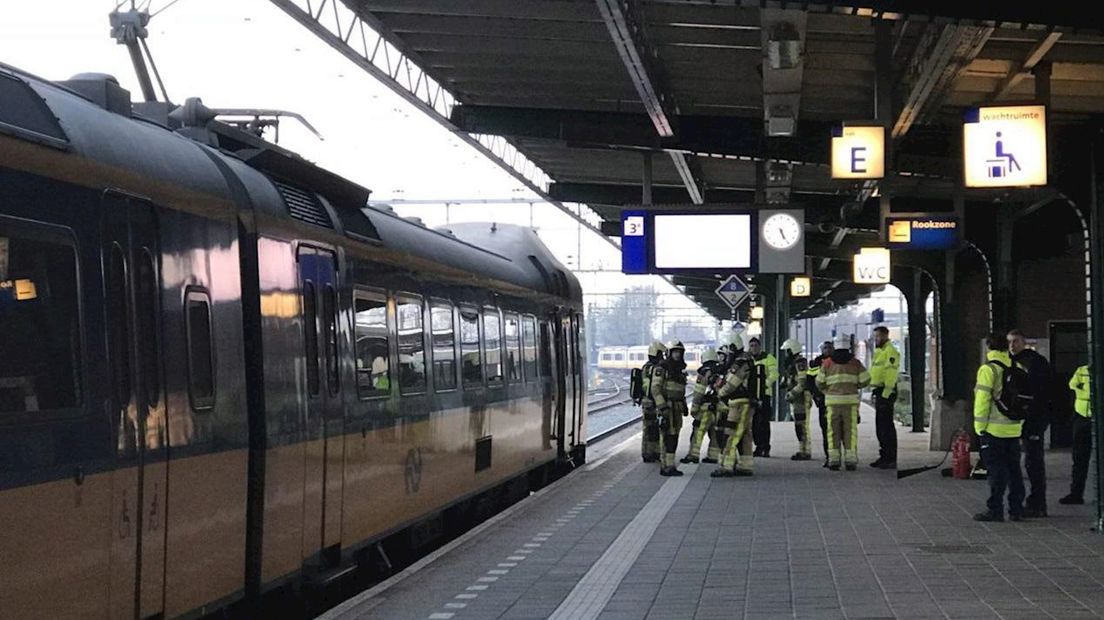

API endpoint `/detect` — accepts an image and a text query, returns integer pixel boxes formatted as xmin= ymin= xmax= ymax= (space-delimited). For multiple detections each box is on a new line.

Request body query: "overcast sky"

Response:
xmin=0 ymin=0 xmax=724 ymax=334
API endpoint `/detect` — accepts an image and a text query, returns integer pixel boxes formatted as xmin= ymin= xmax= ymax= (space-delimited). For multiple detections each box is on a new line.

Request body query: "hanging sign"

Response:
xmin=963 ymin=104 xmax=1047 ymax=188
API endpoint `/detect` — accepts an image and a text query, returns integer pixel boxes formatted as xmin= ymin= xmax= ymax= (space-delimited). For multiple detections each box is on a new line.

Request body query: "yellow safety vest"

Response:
xmin=752 ymin=353 xmax=779 ymax=397
xmin=973 ymin=351 xmax=1024 ymax=438
xmin=1069 ymin=365 xmax=1091 ymax=418
xmin=870 ymin=343 xmax=900 ymax=398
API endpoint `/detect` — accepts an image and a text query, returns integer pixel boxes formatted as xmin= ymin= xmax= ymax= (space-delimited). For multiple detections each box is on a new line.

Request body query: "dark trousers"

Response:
xmin=753 ymin=396 xmax=772 ymax=453
xmin=874 ymin=391 xmax=898 ymax=462
xmin=1021 ymin=416 xmax=1049 ymax=510
xmin=980 ymin=434 xmax=1025 ymax=518
xmin=816 ymin=395 xmax=829 ymax=458
xmin=1070 ymin=414 xmax=1094 ymax=499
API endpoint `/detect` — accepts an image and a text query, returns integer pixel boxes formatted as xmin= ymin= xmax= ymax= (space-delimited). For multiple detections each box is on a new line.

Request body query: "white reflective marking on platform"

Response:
xmin=444 ymin=602 xmax=467 ymax=609
xmin=534 ymin=537 xmax=549 ymax=542
xmin=548 ymin=464 xmax=698 ymax=620
xmin=477 ymin=576 xmax=499 ymax=582
xmin=507 ymin=556 xmax=526 ymax=561
xmin=498 ymin=562 xmax=518 ymax=567
xmin=456 ymin=593 xmax=477 ymax=599
xmin=584 ymin=433 xmax=640 ymax=471
xmin=524 ymin=542 xmax=540 ymax=547
xmin=539 ymin=532 xmax=553 ymax=536
xmin=466 ymin=585 xmax=488 ymax=591
xmin=428 ymin=614 xmax=454 ymax=619
xmin=488 ymin=569 xmax=509 ymax=575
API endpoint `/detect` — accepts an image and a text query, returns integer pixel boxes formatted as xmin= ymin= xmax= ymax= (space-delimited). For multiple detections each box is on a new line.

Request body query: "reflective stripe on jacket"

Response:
xmin=752 ymin=353 xmax=779 ymax=397
xmin=870 ymin=343 xmax=900 ymax=398
xmin=973 ymin=350 xmax=1024 ymax=438
xmin=815 ymin=357 xmax=870 ymax=405
xmin=1069 ymin=364 xmax=1091 ymax=418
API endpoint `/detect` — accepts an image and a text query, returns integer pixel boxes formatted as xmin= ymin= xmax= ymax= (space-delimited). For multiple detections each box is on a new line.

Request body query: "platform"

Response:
xmin=322 ymin=406 xmax=1104 ymax=620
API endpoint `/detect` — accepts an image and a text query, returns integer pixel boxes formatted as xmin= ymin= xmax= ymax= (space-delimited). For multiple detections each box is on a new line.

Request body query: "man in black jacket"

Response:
xmin=1008 ymin=329 xmax=1052 ymax=518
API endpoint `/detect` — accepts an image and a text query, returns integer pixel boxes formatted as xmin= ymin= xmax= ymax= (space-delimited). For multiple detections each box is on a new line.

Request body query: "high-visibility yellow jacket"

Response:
xmin=1069 ymin=364 xmax=1091 ymax=418
xmin=973 ymin=350 xmax=1024 ymax=438
xmin=870 ymin=342 xmax=900 ymax=398
xmin=752 ymin=353 xmax=779 ymax=398
xmin=815 ymin=354 xmax=870 ymax=405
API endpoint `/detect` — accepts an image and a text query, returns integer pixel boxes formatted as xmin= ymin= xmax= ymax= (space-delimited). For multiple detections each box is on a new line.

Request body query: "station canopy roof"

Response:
xmin=341 ymin=1 xmax=1104 ymax=319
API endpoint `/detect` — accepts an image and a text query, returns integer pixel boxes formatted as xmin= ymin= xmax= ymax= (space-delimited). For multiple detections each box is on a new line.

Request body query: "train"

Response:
xmin=0 ymin=64 xmax=586 ymax=618
xmin=594 ymin=344 xmax=708 ymax=374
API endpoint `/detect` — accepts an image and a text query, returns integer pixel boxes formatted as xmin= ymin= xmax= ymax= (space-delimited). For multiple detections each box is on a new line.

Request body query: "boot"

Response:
xmin=828 ymin=464 xmax=841 ymax=471
xmin=710 ymin=469 xmax=734 ymax=478
xmin=680 ymin=455 xmax=699 ymax=464
xmin=702 ymin=457 xmax=719 ymax=464
xmin=845 ymin=463 xmax=857 ymax=471
xmin=734 ymin=469 xmax=753 ymax=477
xmin=791 ymin=452 xmax=811 ymax=461
xmin=659 ymin=466 xmax=683 ymax=477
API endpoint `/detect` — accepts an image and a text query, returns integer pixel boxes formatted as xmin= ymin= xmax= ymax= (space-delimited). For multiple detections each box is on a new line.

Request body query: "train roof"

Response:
xmin=0 ymin=64 xmax=580 ymax=304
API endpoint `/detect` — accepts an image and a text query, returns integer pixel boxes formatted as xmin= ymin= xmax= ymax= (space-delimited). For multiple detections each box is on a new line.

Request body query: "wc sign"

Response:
xmin=831 ymin=125 xmax=885 ymax=180
xmin=853 ymin=248 xmax=891 ymax=284
xmin=963 ymin=104 xmax=1047 ymax=188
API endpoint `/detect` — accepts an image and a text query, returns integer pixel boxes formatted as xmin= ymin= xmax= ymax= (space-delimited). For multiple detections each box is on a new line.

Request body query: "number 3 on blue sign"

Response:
xmin=623 ymin=216 xmax=644 ymax=237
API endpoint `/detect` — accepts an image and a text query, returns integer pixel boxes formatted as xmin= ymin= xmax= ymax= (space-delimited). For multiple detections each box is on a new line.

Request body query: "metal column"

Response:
xmin=909 ymin=269 xmax=927 ymax=432
xmin=1089 ymin=140 xmax=1104 ymax=532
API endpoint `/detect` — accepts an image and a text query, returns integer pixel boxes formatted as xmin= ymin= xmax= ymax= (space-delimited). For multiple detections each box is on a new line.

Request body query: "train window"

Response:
xmin=483 ymin=308 xmax=503 ymax=387
xmin=397 ymin=296 xmax=426 ymax=395
xmin=136 ymin=249 xmax=160 ymax=406
xmin=522 ymin=316 xmax=537 ymax=381
xmin=538 ymin=320 xmax=552 ymax=378
xmin=302 ymin=281 xmax=320 ymax=396
xmin=613 ymin=353 xmax=624 ymax=361
xmin=324 ymin=284 xmax=340 ymax=395
xmin=0 ymin=231 xmax=82 ymax=414
xmin=354 ymin=292 xmax=390 ymax=398
xmin=460 ymin=307 xmax=481 ymax=387
xmin=185 ymin=289 xmax=215 ymax=410
xmin=106 ymin=244 xmax=131 ymax=410
xmin=431 ymin=303 xmax=457 ymax=391
xmin=504 ymin=313 xmax=522 ymax=384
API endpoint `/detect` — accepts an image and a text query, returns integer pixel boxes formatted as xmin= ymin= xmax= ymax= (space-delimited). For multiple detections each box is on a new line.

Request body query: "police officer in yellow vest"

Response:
xmin=639 ymin=341 xmax=666 ymax=463
xmin=973 ymin=333 xmax=1027 ymax=522
xmin=869 ymin=326 xmax=900 ymax=469
xmin=748 ymin=337 xmax=779 ymax=458
xmin=816 ymin=334 xmax=870 ymax=471
xmin=652 ymin=340 xmax=688 ymax=476
xmin=1060 ymin=364 xmax=1092 ymax=505
xmin=780 ymin=338 xmax=814 ymax=461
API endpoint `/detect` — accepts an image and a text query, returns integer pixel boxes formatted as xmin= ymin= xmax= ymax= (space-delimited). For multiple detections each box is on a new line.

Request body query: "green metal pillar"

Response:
xmin=908 ymin=269 xmax=927 ymax=432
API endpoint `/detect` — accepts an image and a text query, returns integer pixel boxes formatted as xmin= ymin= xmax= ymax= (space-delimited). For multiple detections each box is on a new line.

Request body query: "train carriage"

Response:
xmin=0 ymin=65 xmax=586 ymax=619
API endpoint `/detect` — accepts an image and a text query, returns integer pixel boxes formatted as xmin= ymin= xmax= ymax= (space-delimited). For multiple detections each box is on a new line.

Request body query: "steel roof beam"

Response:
xmin=989 ymin=31 xmax=1062 ymax=102
xmin=595 ymin=0 xmax=677 ymax=137
xmin=595 ymin=0 xmax=709 ymax=202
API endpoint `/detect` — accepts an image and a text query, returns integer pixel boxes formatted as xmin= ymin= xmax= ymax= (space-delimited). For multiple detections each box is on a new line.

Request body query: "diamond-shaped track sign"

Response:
xmin=715 ymin=275 xmax=750 ymax=310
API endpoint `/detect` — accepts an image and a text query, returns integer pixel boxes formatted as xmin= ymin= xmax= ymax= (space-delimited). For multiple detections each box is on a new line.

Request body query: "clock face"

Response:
xmin=763 ymin=213 xmax=802 ymax=250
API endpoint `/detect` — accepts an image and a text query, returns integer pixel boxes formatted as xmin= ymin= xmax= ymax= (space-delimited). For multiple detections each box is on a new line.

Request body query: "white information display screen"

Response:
xmin=653 ymin=214 xmax=751 ymax=269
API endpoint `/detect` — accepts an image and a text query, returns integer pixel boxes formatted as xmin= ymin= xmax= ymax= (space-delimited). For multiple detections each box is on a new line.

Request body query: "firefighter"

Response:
xmin=748 ymin=337 xmax=779 ymax=458
xmin=681 ymin=348 xmax=725 ymax=464
xmin=815 ymin=334 xmax=870 ymax=471
xmin=653 ymin=340 xmax=688 ymax=476
xmin=869 ymin=326 xmax=900 ymax=469
xmin=1060 ymin=364 xmax=1092 ymax=505
xmin=780 ymin=338 xmax=813 ymax=461
xmin=638 ymin=341 xmax=666 ymax=463
xmin=808 ymin=340 xmax=833 ymax=467
xmin=712 ymin=337 xmax=756 ymax=477
xmin=973 ymin=333 xmax=1026 ymax=522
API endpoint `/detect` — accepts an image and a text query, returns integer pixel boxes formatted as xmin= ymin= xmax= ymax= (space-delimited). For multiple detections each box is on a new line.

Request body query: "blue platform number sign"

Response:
xmin=621 ymin=210 xmax=648 ymax=274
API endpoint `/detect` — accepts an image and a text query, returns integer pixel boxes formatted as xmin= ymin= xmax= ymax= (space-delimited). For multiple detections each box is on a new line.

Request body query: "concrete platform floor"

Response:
xmin=320 ymin=405 xmax=1103 ymax=620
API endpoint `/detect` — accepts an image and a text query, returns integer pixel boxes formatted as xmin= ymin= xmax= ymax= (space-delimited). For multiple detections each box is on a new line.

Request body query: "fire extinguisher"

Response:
xmin=951 ymin=430 xmax=972 ymax=479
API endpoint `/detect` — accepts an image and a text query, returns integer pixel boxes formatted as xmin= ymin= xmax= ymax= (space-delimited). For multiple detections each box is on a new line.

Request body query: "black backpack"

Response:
xmin=630 ymin=363 xmax=650 ymax=403
xmin=988 ymin=360 xmax=1033 ymax=421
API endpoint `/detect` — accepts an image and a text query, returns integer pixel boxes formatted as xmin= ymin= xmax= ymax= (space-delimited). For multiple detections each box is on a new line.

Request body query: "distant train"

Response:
xmin=0 ymin=65 xmax=586 ymax=618
xmin=595 ymin=344 xmax=708 ymax=374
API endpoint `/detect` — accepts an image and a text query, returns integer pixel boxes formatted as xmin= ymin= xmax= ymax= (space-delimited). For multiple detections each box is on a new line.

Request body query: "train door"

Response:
xmin=542 ymin=318 xmax=565 ymax=457
xmin=571 ymin=313 xmax=586 ymax=445
xmin=561 ymin=312 xmax=578 ymax=450
xmin=297 ymin=247 xmax=345 ymax=568
xmin=102 ymin=193 xmax=168 ymax=619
